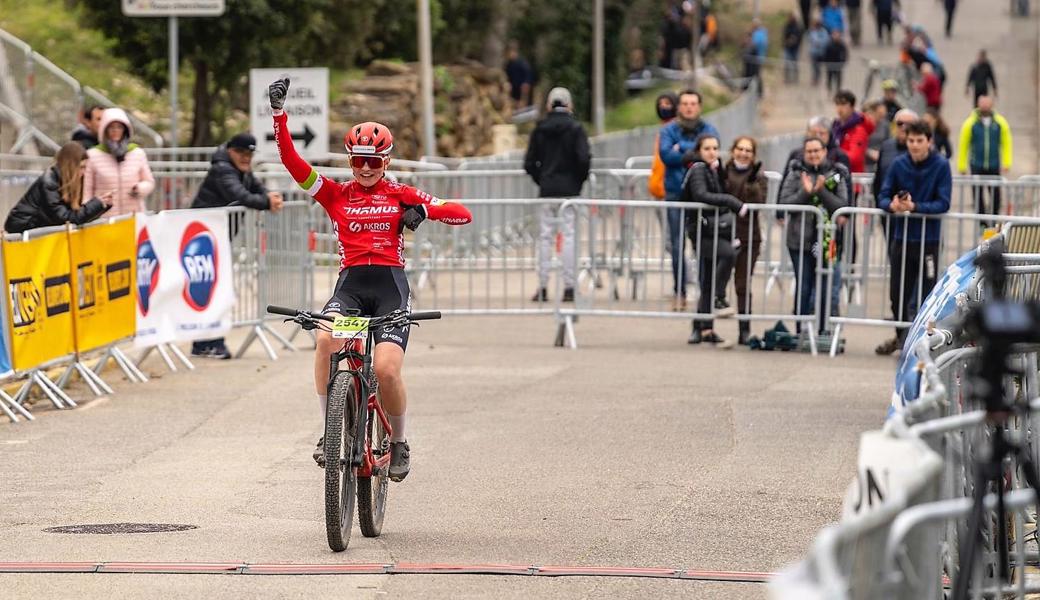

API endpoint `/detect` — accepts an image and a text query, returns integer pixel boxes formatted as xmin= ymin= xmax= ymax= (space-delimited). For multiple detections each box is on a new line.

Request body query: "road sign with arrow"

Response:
xmin=250 ymin=67 xmax=329 ymax=160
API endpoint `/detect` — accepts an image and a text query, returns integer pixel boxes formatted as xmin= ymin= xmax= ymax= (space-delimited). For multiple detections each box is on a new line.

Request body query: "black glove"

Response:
xmin=269 ymin=77 xmax=289 ymax=111
xmin=400 ymin=203 xmax=427 ymax=231
xmin=680 ymin=148 xmax=699 ymax=165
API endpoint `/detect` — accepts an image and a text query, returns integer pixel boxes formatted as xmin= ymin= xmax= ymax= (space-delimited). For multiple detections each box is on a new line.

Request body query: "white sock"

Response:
xmin=318 ymin=394 xmax=327 ymax=422
xmin=389 ymin=414 xmax=407 ymax=443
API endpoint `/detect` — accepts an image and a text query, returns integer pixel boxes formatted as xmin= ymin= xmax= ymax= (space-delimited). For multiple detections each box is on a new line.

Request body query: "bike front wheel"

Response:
xmin=324 ymin=371 xmax=358 ymax=552
xmin=358 ymin=390 xmax=390 ymax=537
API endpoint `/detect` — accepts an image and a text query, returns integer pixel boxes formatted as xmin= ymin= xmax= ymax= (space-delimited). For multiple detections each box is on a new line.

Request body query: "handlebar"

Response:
xmin=266 ymin=305 xmax=441 ymax=325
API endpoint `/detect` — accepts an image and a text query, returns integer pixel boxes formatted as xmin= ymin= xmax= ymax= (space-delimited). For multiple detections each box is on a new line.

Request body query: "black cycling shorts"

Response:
xmin=322 ymin=266 xmax=412 ymax=351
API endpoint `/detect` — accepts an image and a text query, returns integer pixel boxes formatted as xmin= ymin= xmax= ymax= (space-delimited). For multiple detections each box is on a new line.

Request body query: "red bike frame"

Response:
xmin=342 ymin=337 xmax=392 ymax=479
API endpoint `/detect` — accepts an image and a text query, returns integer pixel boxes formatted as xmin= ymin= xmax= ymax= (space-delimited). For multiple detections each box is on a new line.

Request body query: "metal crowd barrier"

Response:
xmin=773 ymin=230 xmax=1040 ymax=598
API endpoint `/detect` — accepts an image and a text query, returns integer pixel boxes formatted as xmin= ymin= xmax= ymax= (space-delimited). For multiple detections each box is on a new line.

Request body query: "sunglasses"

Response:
xmin=350 ymin=155 xmax=385 ymax=169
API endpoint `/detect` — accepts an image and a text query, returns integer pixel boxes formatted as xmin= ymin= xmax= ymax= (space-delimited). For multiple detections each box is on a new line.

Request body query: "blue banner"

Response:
xmin=889 ymin=247 xmax=979 ymax=414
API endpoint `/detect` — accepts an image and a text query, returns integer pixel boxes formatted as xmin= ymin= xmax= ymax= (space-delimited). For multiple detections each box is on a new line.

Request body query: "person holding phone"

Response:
xmin=5 ymin=142 xmax=112 ymax=233
xmin=877 ymin=119 xmax=951 ymax=352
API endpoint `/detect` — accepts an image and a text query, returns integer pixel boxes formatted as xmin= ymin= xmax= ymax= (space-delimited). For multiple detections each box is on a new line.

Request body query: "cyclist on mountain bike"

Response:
xmin=268 ymin=78 xmax=472 ymax=481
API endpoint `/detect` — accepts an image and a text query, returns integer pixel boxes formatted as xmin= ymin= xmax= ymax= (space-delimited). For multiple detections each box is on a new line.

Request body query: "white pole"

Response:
xmin=169 ymin=15 xmax=178 ymax=149
xmin=593 ymin=0 xmax=605 ymax=136
xmin=418 ymin=0 xmax=436 ymax=158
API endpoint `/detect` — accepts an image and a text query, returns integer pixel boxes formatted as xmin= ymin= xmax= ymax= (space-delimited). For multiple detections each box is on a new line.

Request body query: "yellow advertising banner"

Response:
xmin=69 ymin=219 xmax=136 ymax=353
xmin=3 ymin=231 xmax=75 ymax=371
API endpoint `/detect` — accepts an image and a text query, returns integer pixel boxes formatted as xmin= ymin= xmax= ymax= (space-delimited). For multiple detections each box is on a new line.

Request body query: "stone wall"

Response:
xmin=330 ymin=60 xmax=513 ymax=159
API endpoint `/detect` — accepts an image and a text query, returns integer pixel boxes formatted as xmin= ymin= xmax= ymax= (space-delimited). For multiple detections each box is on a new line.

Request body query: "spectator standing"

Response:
xmin=800 ymin=0 xmax=813 ymax=30
xmin=917 ymin=63 xmax=942 ymax=111
xmin=847 ymin=0 xmax=863 ymax=46
xmin=779 ymin=137 xmax=850 ymax=335
xmin=189 ymin=133 xmax=285 ymax=359
xmin=723 ymin=136 xmax=767 ymax=345
xmin=682 ymin=134 xmax=742 ymax=347
xmin=881 ymin=79 xmax=903 ymax=122
xmin=822 ymin=0 xmax=846 ymax=34
xmin=957 ymin=95 xmax=1013 ymax=217
xmin=831 ymin=90 xmax=874 ymax=175
xmin=783 ymin=12 xmax=805 ymax=84
xmin=784 ymin=116 xmax=853 ymax=200
xmin=648 ymin=92 xmax=678 ymax=200
xmin=923 ymin=108 xmax=952 ymax=158
xmin=699 ymin=8 xmax=720 ymax=57
xmin=823 ymin=30 xmax=849 ymax=95
xmin=877 ymin=120 xmax=951 ymax=349
xmin=71 ymin=105 xmax=103 ymax=150
xmin=873 ymin=0 xmax=895 ymax=45
xmin=524 ymin=87 xmax=591 ymax=303
xmin=659 ymin=90 xmax=720 ymax=310
xmin=943 ymin=0 xmax=957 ymax=38
xmin=504 ymin=41 xmax=534 ymax=109
xmin=749 ymin=19 xmax=768 ymax=96
xmin=4 ymin=142 xmax=112 ymax=234
xmin=965 ymin=50 xmax=998 ymax=106
xmin=83 ymin=108 xmax=154 ymax=216
xmin=863 ymin=99 xmax=890 ymax=172
xmin=808 ymin=20 xmax=830 ymax=87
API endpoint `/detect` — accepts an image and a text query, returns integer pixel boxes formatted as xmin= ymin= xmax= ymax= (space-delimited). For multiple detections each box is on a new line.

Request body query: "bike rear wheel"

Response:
xmin=324 ymin=371 xmax=358 ymax=552
xmin=358 ymin=390 xmax=390 ymax=537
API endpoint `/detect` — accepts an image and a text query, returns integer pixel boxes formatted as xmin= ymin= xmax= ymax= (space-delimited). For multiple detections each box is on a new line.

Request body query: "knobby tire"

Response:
xmin=358 ymin=390 xmax=389 ymax=537
xmin=324 ymin=371 xmax=357 ymax=552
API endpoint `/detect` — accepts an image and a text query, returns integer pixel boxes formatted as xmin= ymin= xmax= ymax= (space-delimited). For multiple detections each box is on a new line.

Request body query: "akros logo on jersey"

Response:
xmin=179 ymin=221 xmax=220 ymax=311
xmin=344 ymin=205 xmax=398 ymax=216
xmin=136 ymin=227 xmax=160 ymax=315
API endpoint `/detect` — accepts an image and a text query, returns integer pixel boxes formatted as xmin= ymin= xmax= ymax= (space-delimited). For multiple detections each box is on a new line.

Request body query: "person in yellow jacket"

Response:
xmin=957 ymin=95 xmax=1012 ymax=218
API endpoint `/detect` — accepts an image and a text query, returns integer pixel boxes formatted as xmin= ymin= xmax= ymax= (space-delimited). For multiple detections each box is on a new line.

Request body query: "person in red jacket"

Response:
xmin=917 ymin=63 xmax=943 ymax=110
xmin=830 ymin=89 xmax=874 ymax=175
xmin=268 ymin=78 xmax=472 ymax=481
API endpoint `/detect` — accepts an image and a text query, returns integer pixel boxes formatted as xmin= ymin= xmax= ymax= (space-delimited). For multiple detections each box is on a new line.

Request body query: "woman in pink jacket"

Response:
xmin=84 ymin=107 xmax=155 ymax=215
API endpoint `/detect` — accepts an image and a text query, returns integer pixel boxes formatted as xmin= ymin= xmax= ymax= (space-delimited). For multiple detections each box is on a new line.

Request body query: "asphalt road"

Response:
xmin=0 ymin=315 xmax=893 ymax=598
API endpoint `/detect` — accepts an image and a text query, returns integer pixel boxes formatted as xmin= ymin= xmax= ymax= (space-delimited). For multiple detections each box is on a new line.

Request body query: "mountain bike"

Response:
xmin=267 ymin=304 xmax=441 ymax=552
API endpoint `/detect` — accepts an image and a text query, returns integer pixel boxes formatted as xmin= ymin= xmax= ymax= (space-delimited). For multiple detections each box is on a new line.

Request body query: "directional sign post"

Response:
xmin=250 ymin=68 xmax=329 ymax=160
xmin=122 ymin=0 xmax=226 ymax=150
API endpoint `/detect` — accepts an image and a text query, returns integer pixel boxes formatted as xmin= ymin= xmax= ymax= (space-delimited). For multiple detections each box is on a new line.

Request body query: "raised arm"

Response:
xmin=269 ymin=78 xmax=335 ymax=205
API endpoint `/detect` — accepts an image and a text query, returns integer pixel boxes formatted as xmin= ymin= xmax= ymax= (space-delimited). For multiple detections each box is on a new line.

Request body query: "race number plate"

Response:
xmin=332 ymin=316 xmax=370 ymax=339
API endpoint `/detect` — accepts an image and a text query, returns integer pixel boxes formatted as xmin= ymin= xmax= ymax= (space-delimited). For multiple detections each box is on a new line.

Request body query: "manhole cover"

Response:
xmin=43 ymin=523 xmax=198 ymax=535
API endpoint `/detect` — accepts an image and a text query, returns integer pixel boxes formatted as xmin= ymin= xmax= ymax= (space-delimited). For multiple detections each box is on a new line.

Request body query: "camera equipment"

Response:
xmin=953 ymin=246 xmax=1040 ymax=600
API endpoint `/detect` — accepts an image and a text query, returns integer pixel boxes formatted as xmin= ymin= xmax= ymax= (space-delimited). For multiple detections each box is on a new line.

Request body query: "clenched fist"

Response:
xmin=269 ymin=77 xmax=290 ymax=111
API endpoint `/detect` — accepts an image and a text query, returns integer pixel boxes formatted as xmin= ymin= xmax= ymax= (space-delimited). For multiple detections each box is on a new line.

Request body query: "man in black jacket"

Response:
xmin=190 ymin=133 xmax=284 ymax=359
xmin=71 ymin=105 xmax=103 ymax=149
xmin=523 ymin=87 xmax=590 ymax=302
xmin=965 ymin=50 xmax=997 ymax=106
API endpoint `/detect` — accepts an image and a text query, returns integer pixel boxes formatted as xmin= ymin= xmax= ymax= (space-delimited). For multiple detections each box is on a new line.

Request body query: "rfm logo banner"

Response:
xmin=134 ymin=211 xmax=235 ymax=348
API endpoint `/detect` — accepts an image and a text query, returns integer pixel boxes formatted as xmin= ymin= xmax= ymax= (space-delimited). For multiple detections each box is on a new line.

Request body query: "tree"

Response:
xmin=79 ymin=0 xmax=320 ymax=145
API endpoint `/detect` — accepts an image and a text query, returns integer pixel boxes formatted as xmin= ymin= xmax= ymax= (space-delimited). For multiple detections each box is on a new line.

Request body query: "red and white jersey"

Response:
xmin=273 ymin=111 xmax=472 ymax=269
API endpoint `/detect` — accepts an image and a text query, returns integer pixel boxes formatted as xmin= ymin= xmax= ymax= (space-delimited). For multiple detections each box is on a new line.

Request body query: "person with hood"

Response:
xmin=524 ymin=86 xmax=591 ymax=303
xmin=648 ymin=91 xmax=678 ymax=200
xmin=188 ymin=133 xmax=285 ymax=359
xmin=681 ymin=134 xmax=743 ymax=347
xmin=723 ymin=136 xmax=768 ymax=345
xmin=957 ymin=95 xmax=1013 ymax=220
xmin=831 ymin=89 xmax=875 ymax=176
xmin=659 ymin=89 xmax=720 ymax=310
xmin=84 ymin=107 xmax=154 ymax=215
xmin=5 ymin=142 xmax=112 ymax=234
xmin=877 ymin=119 xmax=951 ymax=349
xmin=779 ymin=136 xmax=850 ymax=336
xmin=71 ymin=105 xmax=103 ymax=150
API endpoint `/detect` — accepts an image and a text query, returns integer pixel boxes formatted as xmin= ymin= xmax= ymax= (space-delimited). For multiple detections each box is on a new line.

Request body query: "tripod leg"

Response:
xmin=997 ymin=480 xmax=1010 ymax=582
xmin=953 ymin=465 xmax=996 ymax=600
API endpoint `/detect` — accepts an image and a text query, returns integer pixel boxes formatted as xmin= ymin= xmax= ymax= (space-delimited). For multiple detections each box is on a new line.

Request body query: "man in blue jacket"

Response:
xmin=658 ymin=89 xmax=719 ymax=310
xmin=877 ymin=119 xmax=951 ymax=351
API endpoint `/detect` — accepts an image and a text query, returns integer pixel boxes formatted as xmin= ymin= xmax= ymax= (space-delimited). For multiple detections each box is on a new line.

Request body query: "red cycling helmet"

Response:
xmin=344 ymin=122 xmax=393 ymax=156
